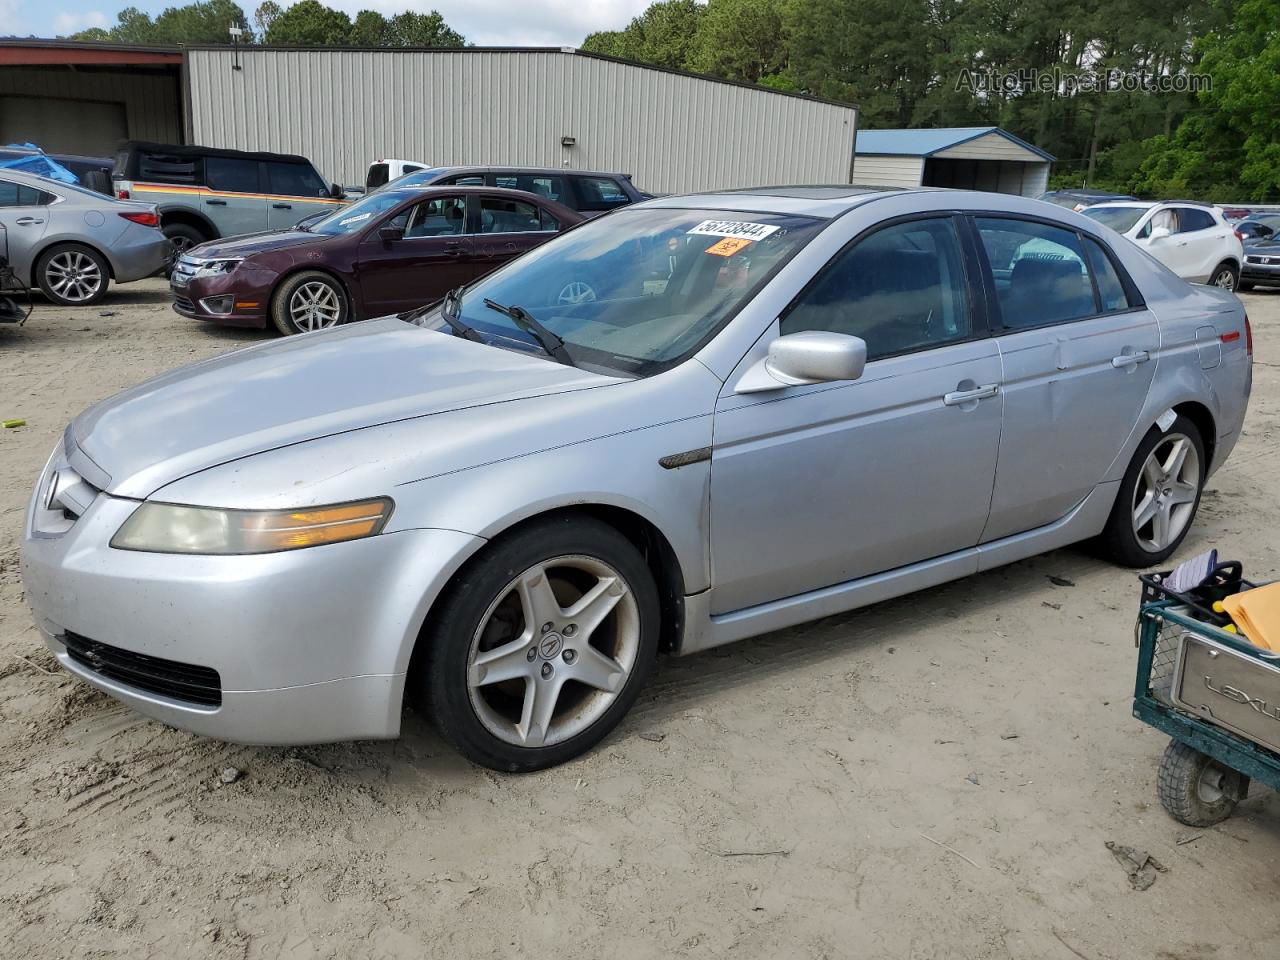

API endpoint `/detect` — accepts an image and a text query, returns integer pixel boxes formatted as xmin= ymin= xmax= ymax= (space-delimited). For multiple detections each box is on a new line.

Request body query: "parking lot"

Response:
xmin=1 ymin=282 xmax=1279 ymax=958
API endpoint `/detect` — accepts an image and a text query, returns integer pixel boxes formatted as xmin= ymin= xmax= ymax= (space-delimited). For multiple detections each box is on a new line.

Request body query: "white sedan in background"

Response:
xmin=1083 ymin=200 xmax=1243 ymax=291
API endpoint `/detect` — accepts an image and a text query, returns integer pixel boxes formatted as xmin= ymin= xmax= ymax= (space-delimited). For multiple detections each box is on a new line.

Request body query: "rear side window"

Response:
xmin=266 ymin=161 xmax=327 ymax=198
xmin=574 ymin=176 xmax=630 ymax=211
xmin=138 ymin=150 xmax=200 ymax=185
xmin=205 ymin=157 xmax=259 ymax=194
xmin=782 ymin=217 xmax=971 ymax=360
xmin=493 ymin=173 xmax=568 ymax=205
xmin=366 ymin=163 xmax=389 ymax=190
xmin=1177 ymin=208 xmax=1215 ymax=233
xmin=975 ymin=218 xmax=1096 ymax=328
xmin=0 ymin=179 xmax=52 ymax=206
xmin=1083 ymin=238 xmax=1132 ymax=313
xmin=478 ymin=196 xmax=550 ymax=234
xmin=440 ymin=174 xmax=484 ymax=186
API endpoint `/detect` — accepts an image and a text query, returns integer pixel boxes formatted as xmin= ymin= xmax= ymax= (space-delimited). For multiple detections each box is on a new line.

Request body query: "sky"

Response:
xmin=3 ymin=0 xmax=652 ymax=47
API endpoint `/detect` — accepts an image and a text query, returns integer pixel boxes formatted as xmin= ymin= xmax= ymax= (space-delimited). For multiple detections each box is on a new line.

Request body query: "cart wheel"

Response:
xmin=1157 ymin=740 xmax=1249 ymax=827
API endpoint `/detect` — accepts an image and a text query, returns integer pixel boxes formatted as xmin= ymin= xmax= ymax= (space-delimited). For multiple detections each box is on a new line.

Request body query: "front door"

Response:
xmin=0 ymin=175 xmax=51 ymax=276
xmin=356 ymin=194 xmax=475 ymax=316
xmin=973 ymin=216 xmax=1160 ymax=540
xmin=709 ymin=216 xmax=1003 ymax=614
xmin=264 ymin=160 xmax=340 ymax=230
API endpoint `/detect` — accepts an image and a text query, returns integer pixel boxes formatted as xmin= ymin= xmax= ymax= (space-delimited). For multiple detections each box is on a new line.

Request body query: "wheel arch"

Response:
xmin=157 ymin=206 xmax=219 ymax=241
xmin=1172 ymin=399 xmax=1216 ymax=469
xmin=269 ymin=265 xmax=358 ymax=321
xmin=30 ymin=238 xmax=114 ymax=286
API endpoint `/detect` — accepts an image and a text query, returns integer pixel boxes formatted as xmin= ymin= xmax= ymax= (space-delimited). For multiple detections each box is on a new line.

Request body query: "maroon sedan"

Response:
xmin=170 ymin=186 xmax=583 ymax=335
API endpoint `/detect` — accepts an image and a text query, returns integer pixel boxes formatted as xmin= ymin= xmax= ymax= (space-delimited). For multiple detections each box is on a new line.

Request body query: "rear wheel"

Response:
xmin=420 ymin=515 xmax=660 ymax=771
xmin=1157 ymin=740 xmax=1247 ymax=826
xmin=1098 ymin=416 xmax=1205 ymax=566
xmin=162 ymin=222 xmax=208 ymax=256
xmin=270 ymin=270 xmax=349 ymax=336
xmin=1209 ymin=262 xmax=1239 ymax=291
xmin=36 ymin=244 xmax=109 ymax=305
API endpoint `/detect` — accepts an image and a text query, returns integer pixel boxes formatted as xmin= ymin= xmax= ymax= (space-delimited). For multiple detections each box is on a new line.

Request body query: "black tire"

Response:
xmin=1237 ymin=281 xmax=1255 ymax=292
xmin=1157 ymin=740 xmax=1247 ymax=827
xmin=419 ymin=515 xmax=661 ymax=772
xmin=1097 ymin=415 xmax=1206 ymax=567
xmin=162 ymin=222 xmax=208 ymax=256
xmin=270 ymin=270 xmax=349 ymax=336
xmin=35 ymin=243 xmax=110 ymax=306
xmin=1208 ymin=262 xmax=1239 ymax=292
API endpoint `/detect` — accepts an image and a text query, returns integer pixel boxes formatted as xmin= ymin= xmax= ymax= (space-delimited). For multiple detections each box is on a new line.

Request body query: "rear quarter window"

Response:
xmin=574 ymin=176 xmax=631 ymax=212
xmin=138 ymin=151 xmax=201 ymax=185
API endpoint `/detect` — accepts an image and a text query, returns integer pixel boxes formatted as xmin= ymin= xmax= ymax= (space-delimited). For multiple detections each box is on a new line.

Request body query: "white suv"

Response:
xmin=1082 ymin=201 xmax=1243 ymax=290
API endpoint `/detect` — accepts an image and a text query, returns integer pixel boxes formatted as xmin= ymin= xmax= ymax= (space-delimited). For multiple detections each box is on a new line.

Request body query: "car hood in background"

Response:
xmin=190 ymin=229 xmax=322 ymax=259
xmin=1244 ymin=239 xmax=1280 ymax=254
xmin=70 ymin=320 xmax=622 ymax=499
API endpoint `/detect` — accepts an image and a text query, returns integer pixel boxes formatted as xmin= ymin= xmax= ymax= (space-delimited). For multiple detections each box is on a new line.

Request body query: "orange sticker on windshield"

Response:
xmin=705 ymin=236 xmax=753 ymax=257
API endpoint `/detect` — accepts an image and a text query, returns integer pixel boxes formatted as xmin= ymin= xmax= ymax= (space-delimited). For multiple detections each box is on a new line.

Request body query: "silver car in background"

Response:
xmin=0 ymin=168 xmax=171 ymax=305
xmin=22 ymin=187 xmax=1251 ymax=771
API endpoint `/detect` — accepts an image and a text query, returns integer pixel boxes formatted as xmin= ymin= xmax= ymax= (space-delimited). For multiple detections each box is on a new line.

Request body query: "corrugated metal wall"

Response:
xmin=850 ymin=154 xmax=925 ymax=188
xmin=0 ymin=66 xmax=181 ymax=148
xmin=187 ymin=49 xmax=857 ymax=193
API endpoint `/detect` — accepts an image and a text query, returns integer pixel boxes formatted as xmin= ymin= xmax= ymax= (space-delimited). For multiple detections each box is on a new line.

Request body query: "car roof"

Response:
xmin=639 ymin=184 xmax=907 ymax=218
xmin=433 ymin=165 xmax=631 ymax=179
xmin=376 ymin=183 xmax=583 ymax=215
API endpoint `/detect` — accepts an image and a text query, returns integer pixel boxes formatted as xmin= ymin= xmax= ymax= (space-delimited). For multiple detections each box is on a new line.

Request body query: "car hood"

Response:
xmin=190 ymin=230 xmax=322 ymax=259
xmin=1244 ymin=238 xmax=1280 ymax=253
xmin=70 ymin=319 xmax=622 ymax=499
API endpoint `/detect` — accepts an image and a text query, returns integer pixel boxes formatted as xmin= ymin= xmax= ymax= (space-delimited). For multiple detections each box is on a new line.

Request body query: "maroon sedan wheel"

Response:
xmin=271 ymin=271 xmax=349 ymax=336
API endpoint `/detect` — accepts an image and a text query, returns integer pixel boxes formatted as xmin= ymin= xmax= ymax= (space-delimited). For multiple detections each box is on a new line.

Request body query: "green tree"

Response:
xmin=348 ymin=9 xmax=390 ymax=46
xmin=688 ymin=0 xmax=788 ymax=85
xmin=254 ymin=0 xmax=283 ymax=37
xmin=385 ymin=10 xmax=464 ymax=46
xmin=72 ymin=0 xmax=252 ymax=43
xmin=263 ymin=0 xmax=352 ymax=45
xmin=582 ymin=0 xmax=704 ymax=69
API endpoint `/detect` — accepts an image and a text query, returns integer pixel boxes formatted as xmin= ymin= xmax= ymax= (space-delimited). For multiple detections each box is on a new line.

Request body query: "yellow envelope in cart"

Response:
xmin=1224 ymin=582 xmax=1280 ymax=652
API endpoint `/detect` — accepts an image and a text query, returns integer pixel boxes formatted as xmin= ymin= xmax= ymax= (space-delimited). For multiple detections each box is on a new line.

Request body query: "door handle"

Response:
xmin=273 ymin=202 xmax=292 ymax=209
xmin=15 ymin=217 xmax=43 ymax=225
xmin=1112 ymin=350 xmax=1151 ymax=369
xmin=443 ymin=241 xmax=464 ymax=256
xmin=206 ymin=199 xmax=227 ymax=206
xmin=943 ymin=384 xmax=999 ymax=406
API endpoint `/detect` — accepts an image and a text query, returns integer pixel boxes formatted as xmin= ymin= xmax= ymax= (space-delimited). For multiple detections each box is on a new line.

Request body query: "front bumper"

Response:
xmin=171 ymin=262 xmax=270 ymax=328
xmin=22 ymin=474 xmax=482 ymax=745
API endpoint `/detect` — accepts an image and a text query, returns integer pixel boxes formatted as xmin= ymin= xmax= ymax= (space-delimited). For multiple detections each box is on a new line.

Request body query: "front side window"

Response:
xmin=479 ymin=196 xmax=548 ymax=234
xmin=781 ymin=217 xmax=971 ymax=360
xmin=427 ymin=208 xmax=824 ymax=377
xmin=267 ymin=161 xmax=328 ymax=198
xmin=976 ymin=218 xmax=1096 ymax=328
xmin=575 ymin=176 xmax=630 ymax=211
xmin=204 ymin=157 xmax=259 ymax=194
xmin=405 ymin=196 xmax=466 ymax=237
xmin=1137 ymin=208 xmax=1178 ymax=239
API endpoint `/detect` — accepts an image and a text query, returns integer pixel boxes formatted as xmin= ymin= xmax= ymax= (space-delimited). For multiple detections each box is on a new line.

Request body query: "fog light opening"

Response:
xmin=200 ymin=294 xmax=235 ymax=315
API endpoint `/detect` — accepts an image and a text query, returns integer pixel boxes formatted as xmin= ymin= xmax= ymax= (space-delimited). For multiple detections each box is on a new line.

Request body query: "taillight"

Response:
xmin=1234 ymin=228 xmax=1245 ymax=242
xmin=119 ymin=211 xmax=159 ymax=228
xmin=1246 ymin=314 xmax=1254 ymax=357
xmin=116 ymin=188 xmax=130 ymax=200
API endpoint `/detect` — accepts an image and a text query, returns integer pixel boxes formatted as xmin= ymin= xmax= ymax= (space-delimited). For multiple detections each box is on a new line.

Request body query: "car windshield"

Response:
xmin=418 ymin=207 xmax=825 ymax=377
xmin=306 ymin=191 xmax=407 ymax=235
xmin=372 ymin=166 xmax=448 ymax=194
xmin=1081 ymin=205 xmax=1149 ymax=233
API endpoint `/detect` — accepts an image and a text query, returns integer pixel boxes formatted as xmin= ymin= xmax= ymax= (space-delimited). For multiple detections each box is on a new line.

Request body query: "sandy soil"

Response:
xmin=2 ymin=279 xmax=1280 ymax=959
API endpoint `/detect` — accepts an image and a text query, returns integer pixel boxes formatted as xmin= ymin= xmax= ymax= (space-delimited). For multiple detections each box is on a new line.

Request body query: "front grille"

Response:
xmin=62 ymin=632 xmax=222 ymax=707
xmin=1246 ymin=255 xmax=1276 ymax=265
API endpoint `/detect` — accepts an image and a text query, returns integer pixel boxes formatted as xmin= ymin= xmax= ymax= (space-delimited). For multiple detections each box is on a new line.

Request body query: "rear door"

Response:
xmin=1171 ymin=206 xmax=1227 ymax=282
xmin=356 ymin=194 xmax=474 ymax=316
xmin=472 ymin=193 xmax=561 ymax=277
xmin=201 ymin=156 xmax=267 ymax=237
xmin=265 ymin=160 xmax=338 ymax=229
xmin=974 ymin=216 xmax=1159 ymax=541
xmin=0 ymin=176 xmax=51 ymax=277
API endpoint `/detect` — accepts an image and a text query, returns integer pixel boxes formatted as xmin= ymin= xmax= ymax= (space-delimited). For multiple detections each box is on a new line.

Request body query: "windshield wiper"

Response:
xmin=402 ymin=285 xmax=485 ymax=341
xmin=483 ymin=299 xmax=574 ymax=366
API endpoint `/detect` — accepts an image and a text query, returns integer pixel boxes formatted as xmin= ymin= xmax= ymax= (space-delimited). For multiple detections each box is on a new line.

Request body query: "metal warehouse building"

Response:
xmin=0 ymin=40 xmax=858 ymax=195
xmin=853 ymin=126 xmax=1054 ymax=197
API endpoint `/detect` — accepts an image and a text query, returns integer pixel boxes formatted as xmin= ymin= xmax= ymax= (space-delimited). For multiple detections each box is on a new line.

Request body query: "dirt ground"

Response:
xmin=2 ymin=279 xmax=1280 ymax=959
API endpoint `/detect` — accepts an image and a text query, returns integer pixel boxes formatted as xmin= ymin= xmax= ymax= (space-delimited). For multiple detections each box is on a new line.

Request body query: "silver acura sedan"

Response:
xmin=0 ymin=167 xmax=172 ymax=305
xmin=22 ymin=187 xmax=1251 ymax=770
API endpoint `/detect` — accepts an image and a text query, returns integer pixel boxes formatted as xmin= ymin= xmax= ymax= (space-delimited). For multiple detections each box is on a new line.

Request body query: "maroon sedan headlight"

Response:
xmin=192 ymin=258 xmax=243 ymax=279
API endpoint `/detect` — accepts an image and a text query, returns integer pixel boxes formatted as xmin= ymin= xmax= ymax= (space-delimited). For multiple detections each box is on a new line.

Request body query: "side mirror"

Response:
xmin=330 ymin=182 xmax=345 ymax=199
xmin=735 ymin=331 xmax=867 ymax=394
xmin=1148 ymin=225 xmax=1171 ymax=241
xmin=379 ymin=225 xmax=404 ymax=243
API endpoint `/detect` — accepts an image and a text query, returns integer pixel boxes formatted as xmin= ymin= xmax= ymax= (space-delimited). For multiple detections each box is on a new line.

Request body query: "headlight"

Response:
xmin=110 ymin=498 xmax=393 ymax=555
xmin=192 ymin=258 xmax=243 ymax=279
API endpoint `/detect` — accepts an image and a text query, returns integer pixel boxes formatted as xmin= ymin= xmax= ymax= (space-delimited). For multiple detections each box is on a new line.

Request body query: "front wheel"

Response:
xmin=271 ymin=270 xmax=349 ymax=336
xmin=1097 ymin=415 xmax=1205 ymax=566
xmin=420 ymin=515 xmax=660 ymax=771
xmin=36 ymin=244 xmax=110 ymax=305
xmin=1209 ymin=262 xmax=1239 ymax=291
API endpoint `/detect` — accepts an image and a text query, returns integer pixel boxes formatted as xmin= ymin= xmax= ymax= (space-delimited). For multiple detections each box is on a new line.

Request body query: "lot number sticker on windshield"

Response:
xmin=339 ymin=212 xmax=373 ymax=226
xmin=688 ymin=220 xmax=780 ymax=242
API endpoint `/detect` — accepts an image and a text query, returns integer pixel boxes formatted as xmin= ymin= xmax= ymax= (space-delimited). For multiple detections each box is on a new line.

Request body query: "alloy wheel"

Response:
xmin=46 ymin=251 xmax=104 ymax=303
xmin=466 ymin=555 xmax=641 ymax=748
xmin=1131 ymin=432 xmax=1201 ymax=552
xmin=1213 ymin=268 xmax=1236 ymax=290
xmin=557 ymin=281 xmax=597 ymax=305
xmin=289 ymin=281 xmax=343 ymax=331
